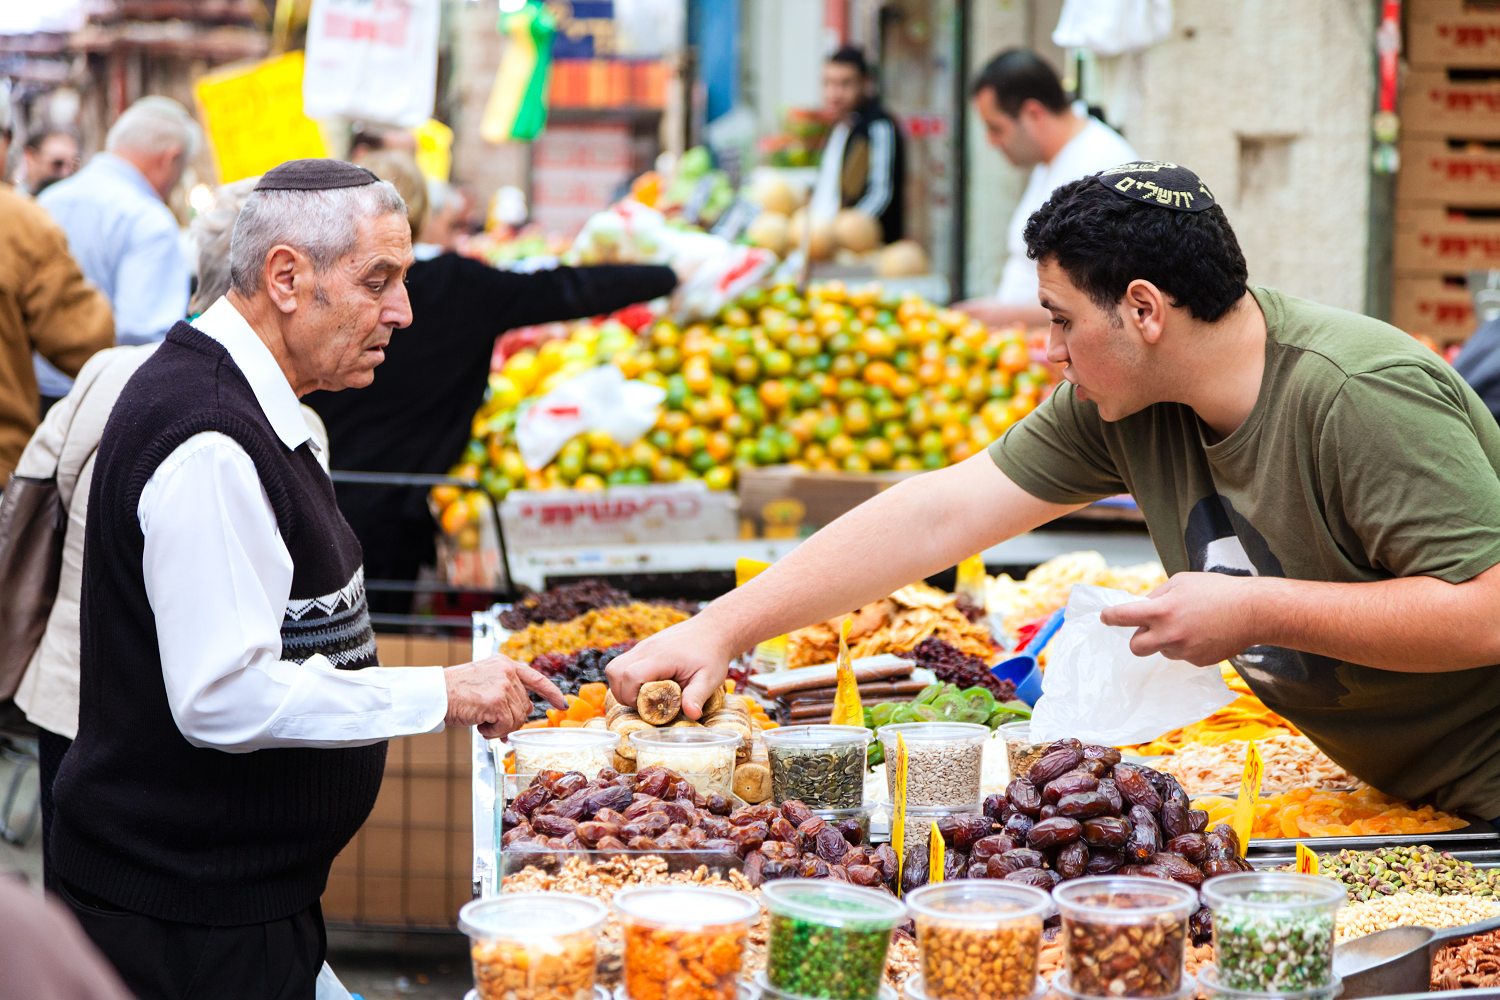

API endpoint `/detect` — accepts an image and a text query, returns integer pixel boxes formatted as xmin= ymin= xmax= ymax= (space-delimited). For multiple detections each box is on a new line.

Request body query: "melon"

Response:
xmin=877 ymin=239 xmax=929 ymax=277
xmin=751 ymin=175 xmax=798 ymax=216
xmin=745 ymin=211 xmax=791 ymax=256
xmin=833 ymin=208 xmax=882 ymax=253
xmin=789 ymin=208 xmax=835 ymax=261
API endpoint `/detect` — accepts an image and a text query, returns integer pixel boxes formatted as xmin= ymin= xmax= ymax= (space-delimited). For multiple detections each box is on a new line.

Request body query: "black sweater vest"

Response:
xmin=52 ymin=322 xmax=386 ymax=926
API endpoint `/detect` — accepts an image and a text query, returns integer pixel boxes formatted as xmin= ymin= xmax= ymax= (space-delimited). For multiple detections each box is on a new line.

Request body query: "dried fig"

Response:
xmin=636 ymin=679 xmax=682 ymax=724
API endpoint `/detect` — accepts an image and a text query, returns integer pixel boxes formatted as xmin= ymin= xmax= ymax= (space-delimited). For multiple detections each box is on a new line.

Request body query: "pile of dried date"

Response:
xmin=897 ymin=737 xmax=1255 ymax=944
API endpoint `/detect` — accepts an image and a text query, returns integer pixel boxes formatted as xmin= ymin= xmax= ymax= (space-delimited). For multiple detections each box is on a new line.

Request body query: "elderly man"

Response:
xmin=50 ymin=160 xmax=563 ymax=999
xmin=34 ymin=97 xmax=197 ymax=410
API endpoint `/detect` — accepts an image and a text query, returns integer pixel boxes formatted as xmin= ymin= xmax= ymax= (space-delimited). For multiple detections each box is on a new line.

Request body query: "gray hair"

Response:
xmin=189 ymin=176 xmax=261 ymax=315
xmin=227 ymin=181 xmax=407 ymax=295
xmin=106 ymin=96 xmax=202 ymax=160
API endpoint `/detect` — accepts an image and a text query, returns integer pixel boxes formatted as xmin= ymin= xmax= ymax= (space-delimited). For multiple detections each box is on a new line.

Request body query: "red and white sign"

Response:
xmin=303 ymin=0 xmax=439 ymax=127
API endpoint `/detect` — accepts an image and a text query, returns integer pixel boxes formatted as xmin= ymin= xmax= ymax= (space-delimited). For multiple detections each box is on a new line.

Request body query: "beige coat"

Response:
xmin=13 ymin=341 xmax=331 ymax=739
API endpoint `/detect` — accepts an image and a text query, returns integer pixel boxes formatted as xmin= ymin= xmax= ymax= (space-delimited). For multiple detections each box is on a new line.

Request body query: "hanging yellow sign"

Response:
xmin=928 ymin=820 xmax=945 ymax=884
xmin=1232 ymin=740 xmax=1264 ymax=851
xmin=892 ymin=733 xmax=909 ymax=896
xmin=829 ymin=619 xmax=863 ymax=727
xmin=1296 ymin=843 xmax=1320 ymax=875
xmin=413 ymin=118 xmax=454 ymax=182
xmin=195 ymin=52 xmax=326 ymax=183
xmin=955 ymin=552 xmax=987 ymax=605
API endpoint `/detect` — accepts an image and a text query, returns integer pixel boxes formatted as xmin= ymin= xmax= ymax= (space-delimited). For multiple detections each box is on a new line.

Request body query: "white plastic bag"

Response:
xmin=1029 ymin=584 xmax=1234 ymax=746
xmin=1053 ymin=0 xmax=1173 ymax=56
xmin=303 ymin=0 xmax=440 ymax=127
xmin=515 ymin=366 xmax=666 ymax=470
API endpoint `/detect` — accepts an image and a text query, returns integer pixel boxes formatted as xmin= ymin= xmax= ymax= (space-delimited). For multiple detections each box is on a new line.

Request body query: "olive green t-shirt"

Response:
xmin=990 ymin=286 xmax=1500 ymax=819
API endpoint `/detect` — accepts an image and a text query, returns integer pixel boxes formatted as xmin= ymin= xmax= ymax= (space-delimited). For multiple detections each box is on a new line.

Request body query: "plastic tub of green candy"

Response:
xmin=763 ymin=879 xmax=907 ymax=1000
xmin=1203 ymin=873 xmax=1346 ymax=993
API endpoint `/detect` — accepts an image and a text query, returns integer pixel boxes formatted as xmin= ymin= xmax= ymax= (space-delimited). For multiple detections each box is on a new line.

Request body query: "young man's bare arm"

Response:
xmin=606 ymin=453 xmax=1083 ymax=715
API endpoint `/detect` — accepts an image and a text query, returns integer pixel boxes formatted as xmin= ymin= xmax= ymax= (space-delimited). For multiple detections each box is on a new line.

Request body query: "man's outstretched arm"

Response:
xmin=607 ymin=452 xmax=1083 ymax=715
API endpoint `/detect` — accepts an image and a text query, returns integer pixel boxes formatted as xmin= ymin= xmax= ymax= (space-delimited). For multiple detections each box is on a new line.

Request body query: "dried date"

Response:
xmin=1076 ymin=758 xmax=1110 ymax=779
xmin=1189 ymin=809 xmax=1211 ymax=833
xmin=583 ymin=784 xmax=634 ymax=815
xmin=1160 ymin=799 xmax=1192 ymax=840
xmin=510 ymin=783 xmax=553 ymax=818
xmin=1042 ymin=772 xmax=1099 ymax=804
xmin=901 ymin=851 xmax=930 ymax=895
xmin=1097 ymin=778 xmax=1123 ymax=814
xmin=1210 ymin=823 xmax=1240 ymax=855
xmin=1056 ymin=790 xmax=1115 ymax=820
xmin=550 ymin=771 xmax=590 ymax=798
xmin=501 ymin=823 xmax=532 ymax=847
xmin=945 ymin=848 xmax=968 ymax=881
xmin=847 ymin=864 xmax=883 ymax=887
xmin=743 ymin=851 xmax=766 ymax=887
xmin=989 ymin=848 xmax=1045 ymax=876
xmin=732 ymin=803 xmax=781 ymax=825
xmin=940 ymin=814 xmax=993 ymax=853
xmin=983 ymin=792 xmax=1009 ymax=822
xmin=1085 ymin=848 xmax=1125 ymax=874
xmin=969 ymin=834 xmax=1017 ymax=863
xmin=798 ymin=856 xmax=831 ymax=878
xmin=699 ymin=815 xmax=733 ymax=840
xmin=769 ymin=817 xmax=797 ymax=843
xmin=1113 ymin=764 xmax=1163 ymax=812
xmin=530 ymin=814 xmax=579 ymax=838
xmin=730 ymin=820 xmax=768 ymax=854
xmin=1029 ymin=746 xmax=1085 ymax=786
xmin=1004 ymin=868 xmax=1061 ymax=890
xmin=780 ymin=801 xmax=814 ymax=827
xmin=1163 ymin=833 xmax=1209 ymax=863
xmin=576 ymin=820 xmax=620 ymax=845
xmin=815 ymin=826 xmax=850 ymax=863
xmin=1081 ymin=816 xmax=1131 ymax=849
xmin=1040 ymin=805 xmax=1060 ymax=819
xmin=1007 ymin=778 xmax=1043 ymax=818
xmin=837 ymin=819 xmax=864 ymax=845
xmin=873 ymin=843 xmax=899 ymax=883
xmin=704 ymin=838 xmax=742 ymax=856
xmin=627 ymin=835 xmax=660 ymax=850
xmin=1003 ymin=813 xmax=1034 ymax=843
xmin=1149 ymin=852 xmax=1204 ymax=888
xmin=703 ymin=793 xmax=732 ymax=816
xmin=1083 ymin=745 xmax=1122 ymax=766
xmin=1056 ymin=840 xmax=1089 ymax=879
xmin=1026 ymin=816 xmax=1083 ymax=850
xmin=595 ymin=835 xmax=628 ymax=851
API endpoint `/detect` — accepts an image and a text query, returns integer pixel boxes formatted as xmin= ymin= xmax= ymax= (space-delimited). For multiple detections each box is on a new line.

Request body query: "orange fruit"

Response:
xmin=675 ymin=426 xmax=708 ymax=457
xmin=759 ymin=380 xmax=791 ymax=411
xmin=948 ymin=440 xmax=976 ymax=463
xmin=578 ymin=682 xmax=608 ymax=706
xmin=863 ymin=360 xmax=896 ymax=386
xmin=863 ymin=437 xmax=894 ymax=469
xmin=917 ymin=361 xmax=944 ymax=386
xmin=826 ymin=434 xmax=856 ymax=460
xmin=706 ymin=431 xmax=735 ymax=462
xmin=661 ymin=410 xmax=692 ymax=434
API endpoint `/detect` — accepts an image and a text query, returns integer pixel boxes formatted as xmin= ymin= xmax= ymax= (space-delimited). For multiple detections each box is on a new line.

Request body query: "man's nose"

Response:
xmin=384 ymin=281 xmax=414 ymax=329
xmin=1045 ymin=327 xmax=1069 ymax=365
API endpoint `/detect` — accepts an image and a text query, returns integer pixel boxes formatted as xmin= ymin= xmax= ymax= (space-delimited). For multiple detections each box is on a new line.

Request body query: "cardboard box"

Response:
xmin=1398 ymin=140 xmax=1500 ymax=205
xmin=1395 ymin=207 xmax=1500 ymax=272
xmin=735 ymin=466 xmax=923 ymax=538
xmin=1409 ymin=13 xmax=1500 ymax=66
xmin=500 ymin=482 xmax=739 ymax=549
xmin=1392 ymin=275 xmax=1478 ymax=341
xmin=1410 ymin=2 xmax=1500 ymax=23
xmin=1401 ymin=72 xmax=1500 ymax=139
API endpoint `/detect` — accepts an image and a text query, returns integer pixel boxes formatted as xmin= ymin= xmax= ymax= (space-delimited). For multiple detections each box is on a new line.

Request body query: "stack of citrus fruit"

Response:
xmin=432 ymin=281 xmax=1058 ymax=526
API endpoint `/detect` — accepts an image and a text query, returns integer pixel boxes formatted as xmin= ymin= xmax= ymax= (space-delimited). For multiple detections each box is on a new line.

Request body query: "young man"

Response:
xmin=808 ymin=45 xmax=905 ymax=244
xmin=23 ymin=128 xmax=80 ymax=196
xmin=956 ymin=49 xmax=1136 ymax=328
xmin=609 ymin=162 xmax=1500 ymax=826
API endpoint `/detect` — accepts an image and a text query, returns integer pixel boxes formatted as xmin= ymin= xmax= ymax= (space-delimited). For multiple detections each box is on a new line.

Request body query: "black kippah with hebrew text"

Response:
xmin=254 ymin=159 xmax=379 ymax=192
xmin=1095 ymin=161 xmax=1216 ymax=213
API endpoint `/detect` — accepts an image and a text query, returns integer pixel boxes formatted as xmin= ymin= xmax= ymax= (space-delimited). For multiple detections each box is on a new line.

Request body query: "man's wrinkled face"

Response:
xmin=974 ymin=88 xmax=1045 ymax=169
xmin=823 ymin=62 xmax=864 ymax=122
xmin=1037 ymin=257 xmax=1150 ymax=421
xmin=287 ymin=212 xmax=413 ymax=392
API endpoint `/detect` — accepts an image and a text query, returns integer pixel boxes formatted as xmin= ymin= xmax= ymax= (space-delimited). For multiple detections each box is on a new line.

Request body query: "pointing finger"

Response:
xmin=516 ymin=660 xmax=568 ymax=709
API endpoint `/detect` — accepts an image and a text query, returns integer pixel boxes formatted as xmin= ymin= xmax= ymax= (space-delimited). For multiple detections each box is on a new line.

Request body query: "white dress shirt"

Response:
xmin=137 ymin=297 xmax=448 ymax=753
xmin=996 ymin=117 xmax=1137 ymax=305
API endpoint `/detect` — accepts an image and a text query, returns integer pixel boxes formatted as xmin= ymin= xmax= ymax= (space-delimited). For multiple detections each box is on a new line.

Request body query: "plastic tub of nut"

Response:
xmin=763 ymin=725 xmax=872 ymax=809
xmin=615 ymin=885 xmax=762 ymax=1000
xmin=763 ymin=879 xmax=907 ymax=1000
xmin=876 ymin=723 xmax=989 ymax=807
xmin=906 ymin=881 xmax=1051 ymax=1000
xmin=1052 ymin=876 xmax=1199 ymax=998
xmin=459 ymin=892 xmax=608 ymax=1000
xmin=629 ymin=728 xmax=740 ymax=798
xmin=1202 ymin=872 xmax=1345 ymax=994
xmin=902 ymin=974 xmax=1048 ymax=1000
xmin=508 ymin=729 xmax=621 ymax=784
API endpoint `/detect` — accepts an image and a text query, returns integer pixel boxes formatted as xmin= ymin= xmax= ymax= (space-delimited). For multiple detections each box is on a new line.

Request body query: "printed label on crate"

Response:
xmin=499 ymin=482 xmax=738 ymax=548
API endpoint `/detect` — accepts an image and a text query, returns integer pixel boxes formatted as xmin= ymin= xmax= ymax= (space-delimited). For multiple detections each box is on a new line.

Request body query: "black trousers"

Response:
xmin=57 ymin=880 xmax=325 ymax=1000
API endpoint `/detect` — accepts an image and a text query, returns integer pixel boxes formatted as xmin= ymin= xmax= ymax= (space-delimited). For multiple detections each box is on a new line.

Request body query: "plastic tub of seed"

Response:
xmin=509 ymin=729 xmax=621 ymax=784
xmin=763 ymin=724 xmax=871 ymax=809
xmin=1000 ymin=722 xmax=1047 ymax=781
xmin=459 ymin=892 xmax=607 ymax=1000
xmin=615 ymin=884 xmax=761 ymax=1000
xmin=629 ymin=728 xmax=739 ymax=797
xmin=1202 ymin=873 xmax=1345 ymax=993
xmin=877 ymin=723 xmax=988 ymax=807
xmin=1052 ymin=876 xmax=1199 ymax=998
xmin=906 ymin=881 xmax=1051 ymax=1000
xmin=763 ymin=878 xmax=907 ymax=1000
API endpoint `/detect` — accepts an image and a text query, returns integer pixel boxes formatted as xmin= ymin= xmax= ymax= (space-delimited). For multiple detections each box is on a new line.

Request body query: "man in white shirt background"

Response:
xmin=48 ymin=159 xmax=563 ymax=1000
xmin=956 ymin=49 xmax=1137 ymax=328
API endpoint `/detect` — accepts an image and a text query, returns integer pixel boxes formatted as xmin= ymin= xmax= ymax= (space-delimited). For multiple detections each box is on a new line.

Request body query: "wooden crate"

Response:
xmin=1401 ymin=71 xmax=1500 ymax=139
xmin=1395 ymin=207 xmax=1500 ymax=273
xmin=1392 ymin=275 xmax=1479 ymax=341
xmin=1408 ymin=11 xmax=1500 ymax=67
xmin=1398 ymin=140 xmax=1500 ymax=204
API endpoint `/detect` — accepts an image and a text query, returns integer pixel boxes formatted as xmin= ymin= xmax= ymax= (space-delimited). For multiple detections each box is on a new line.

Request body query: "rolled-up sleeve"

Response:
xmin=139 ymin=432 xmax=449 ymax=752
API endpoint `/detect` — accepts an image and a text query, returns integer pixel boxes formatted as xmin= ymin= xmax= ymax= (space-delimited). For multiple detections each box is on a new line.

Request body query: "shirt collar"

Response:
xmin=91 ymin=152 xmax=165 ymax=204
xmin=193 ymin=297 xmax=315 ymax=453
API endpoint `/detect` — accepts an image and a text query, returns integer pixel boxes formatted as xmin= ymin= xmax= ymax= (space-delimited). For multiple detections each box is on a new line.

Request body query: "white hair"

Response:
xmin=189 ymin=176 xmax=261 ymax=314
xmin=106 ymin=96 xmax=202 ymax=160
xmin=227 ymin=181 xmax=408 ymax=295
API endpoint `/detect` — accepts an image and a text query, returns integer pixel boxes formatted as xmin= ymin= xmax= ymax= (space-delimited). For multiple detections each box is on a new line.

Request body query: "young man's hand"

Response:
xmin=605 ymin=616 xmax=737 ymax=719
xmin=443 ymin=655 xmax=567 ymax=739
xmin=1099 ymin=572 xmax=1258 ymax=665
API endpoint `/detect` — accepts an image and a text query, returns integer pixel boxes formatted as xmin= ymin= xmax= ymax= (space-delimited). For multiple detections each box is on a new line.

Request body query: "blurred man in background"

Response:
xmin=809 ymin=45 xmax=905 ymax=244
xmin=35 ymin=96 xmax=197 ymax=412
xmin=956 ymin=49 xmax=1135 ymax=327
xmin=23 ymin=128 xmax=80 ymax=196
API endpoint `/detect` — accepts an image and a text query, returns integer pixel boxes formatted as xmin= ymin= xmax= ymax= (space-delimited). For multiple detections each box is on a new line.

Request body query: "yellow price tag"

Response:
xmin=892 ymin=734 xmax=908 ymax=896
xmin=955 ymin=553 xmax=987 ymax=605
xmin=735 ymin=558 xmax=770 ymax=586
xmin=735 ymin=558 xmax=788 ymax=672
xmin=829 ymin=619 xmax=863 ymax=727
xmin=1296 ymin=843 xmax=1320 ymax=875
xmin=929 ymin=821 xmax=945 ymax=884
xmin=1232 ymin=740 xmax=1264 ymax=850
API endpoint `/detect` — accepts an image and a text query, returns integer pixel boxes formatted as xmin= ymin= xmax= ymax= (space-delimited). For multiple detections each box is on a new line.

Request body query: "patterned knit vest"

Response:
xmin=53 ymin=322 xmax=386 ymax=926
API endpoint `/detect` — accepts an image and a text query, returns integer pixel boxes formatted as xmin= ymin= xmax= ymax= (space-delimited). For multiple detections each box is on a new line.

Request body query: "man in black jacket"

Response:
xmin=304 ymin=152 xmax=680 ymax=607
xmin=809 ymin=45 xmax=905 ymax=244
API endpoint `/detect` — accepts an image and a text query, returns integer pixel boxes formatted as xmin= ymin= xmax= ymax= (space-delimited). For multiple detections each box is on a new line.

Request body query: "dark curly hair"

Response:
xmin=1023 ymin=175 xmax=1249 ymax=322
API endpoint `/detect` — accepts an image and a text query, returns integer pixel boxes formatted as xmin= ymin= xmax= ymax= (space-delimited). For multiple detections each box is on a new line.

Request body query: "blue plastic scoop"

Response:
xmin=991 ymin=608 xmax=1065 ymax=706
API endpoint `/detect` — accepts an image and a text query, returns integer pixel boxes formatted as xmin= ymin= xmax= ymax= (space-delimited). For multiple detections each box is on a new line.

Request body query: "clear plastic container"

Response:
xmin=894 ymin=803 xmax=984 ymax=867
xmin=877 ymin=723 xmax=989 ymax=807
xmin=629 ymin=728 xmax=739 ymax=797
xmin=1052 ymin=876 xmax=1199 ymax=998
xmin=763 ymin=879 xmax=907 ymax=1000
xmin=902 ymin=974 xmax=1048 ymax=1000
xmin=763 ymin=724 xmax=872 ymax=809
xmin=459 ymin=892 xmax=607 ymax=1000
xmin=906 ymin=881 xmax=1051 ymax=1000
xmin=509 ymin=729 xmax=621 ymax=783
xmin=1000 ymin=722 xmax=1047 ymax=781
xmin=615 ymin=885 xmax=762 ymax=1000
xmin=811 ymin=803 xmax=876 ymax=843
xmin=1196 ymin=966 xmax=1344 ymax=1000
xmin=1202 ymin=873 xmax=1345 ymax=993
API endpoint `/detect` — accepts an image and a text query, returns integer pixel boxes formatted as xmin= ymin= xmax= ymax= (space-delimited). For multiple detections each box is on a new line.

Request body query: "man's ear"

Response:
xmin=1122 ymin=279 xmax=1169 ymax=346
xmin=262 ymin=246 xmax=303 ymax=315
